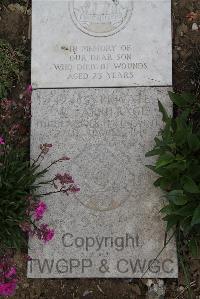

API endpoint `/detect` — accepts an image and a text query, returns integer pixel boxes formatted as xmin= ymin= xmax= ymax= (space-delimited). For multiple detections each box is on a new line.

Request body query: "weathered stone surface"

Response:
xmin=28 ymin=87 xmax=178 ymax=278
xmin=31 ymin=0 xmax=172 ymax=88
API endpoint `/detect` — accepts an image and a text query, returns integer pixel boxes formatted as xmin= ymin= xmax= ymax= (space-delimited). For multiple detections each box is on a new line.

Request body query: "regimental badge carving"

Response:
xmin=73 ymin=144 xmax=135 ymax=211
xmin=69 ymin=0 xmax=133 ymax=37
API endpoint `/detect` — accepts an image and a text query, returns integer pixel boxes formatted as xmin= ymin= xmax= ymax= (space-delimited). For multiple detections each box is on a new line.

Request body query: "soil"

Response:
xmin=0 ymin=0 xmax=200 ymax=298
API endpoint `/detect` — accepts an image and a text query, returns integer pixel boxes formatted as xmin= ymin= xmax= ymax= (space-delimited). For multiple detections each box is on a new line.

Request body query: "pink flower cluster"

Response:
xmin=0 ymin=136 xmax=5 ymax=145
xmin=19 ymin=144 xmax=80 ymax=247
xmin=34 ymin=201 xmax=47 ymax=221
xmin=35 ymin=224 xmax=55 ymax=243
xmin=0 ymin=282 xmax=17 ymax=297
xmin=0 ymin=135 xmax=80 ymax=296
xmin=54 ymin=172 xmax=80 ymax=194
xmin=26 ymin=84 xmax=33 ymax=94
xmin=20 ymin=199 xmax=55 ymax=244
xmin=0 ymin=256 xmax=17 ymax=297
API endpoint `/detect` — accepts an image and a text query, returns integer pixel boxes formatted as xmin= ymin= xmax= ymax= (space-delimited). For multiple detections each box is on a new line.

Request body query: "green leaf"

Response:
xmin=145 ymin=149 xmax=161 ymax=157
xmin=163 ymin=215 xmax=180 ymax=231
xmin=154 ymin=137 xmax=162 ymax=146
xmin=187 ymin=133 xmax=200 ymax=151
xmin=156 ymin=152 xmax=175 ymax=168
xmin=191 ymin=204 xmax=200 ymax=226
xmin=160 ymin=204 xmax=176 ymax=215
xmin=175 ymin=129 xmax=187 ymax=145
xmin=158 ymin=100 xmax=169 ymax=123
xmin=168 ymin=91 xmax=188 ymax=107
xmin=182 ymin=176 xmax=200 ymax=194
xmin=167 ymin=190 xmax=188 ymax=205
xmin=154 ymin=177 xmax=171 ymax=190
xmin=174 ymin=204 xmax=195 ymax=217
xmin=146 ymin=164 xmax=171 ymax=176
xmin=166 ymin=160 xmax=186 ymax=172
xmin=176 ymin=110 xmax=190 ymax=130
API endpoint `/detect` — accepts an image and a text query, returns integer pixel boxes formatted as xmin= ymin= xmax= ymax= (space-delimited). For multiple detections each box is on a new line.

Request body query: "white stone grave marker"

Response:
xmin=32 ymin=0 xmax=172 ymax=88
xmin=28 ymin=0 xmax=178 ymax=278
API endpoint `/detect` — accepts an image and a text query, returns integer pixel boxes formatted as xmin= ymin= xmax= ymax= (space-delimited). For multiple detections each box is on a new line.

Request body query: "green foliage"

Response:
xmin=0 ymin=145 xmax=48 ymax=250
xmin=146 ymin=92 xmax=200 ymax=256
xmin=0 ymin=39 xmax=24 ymax=98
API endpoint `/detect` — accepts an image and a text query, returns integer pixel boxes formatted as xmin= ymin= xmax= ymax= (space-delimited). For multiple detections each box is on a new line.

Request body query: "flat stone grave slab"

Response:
xmin=28 ymin=87 xmax=178 ymax=278
xmin=32 ymin=0 xmax=172 ymax=88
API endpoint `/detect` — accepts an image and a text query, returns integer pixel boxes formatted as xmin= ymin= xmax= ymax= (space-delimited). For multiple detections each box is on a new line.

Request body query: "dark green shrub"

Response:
xmin=146 ymin=92 xmax=200 ymax=256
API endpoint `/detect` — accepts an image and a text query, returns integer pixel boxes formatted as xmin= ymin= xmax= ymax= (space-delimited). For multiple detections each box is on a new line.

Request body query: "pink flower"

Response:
xmin=44 ymin=229 xmax=54 ymax=242
xmin=0 ymin=282 xmax=17 ymax=296
xmin=40 ymin=143 xmax=52 ymax=155
xmin=0 ymin=256 xmax=17 ymax=297
xmin=0 ymin=137 xmax=5 ymax=145
xmin=36 ymin=224 xmax=55 ymax=243
xmin=34 ymin=201 xmax=47 ymax=221
xmin=26 ymin=84 xmax=33 ymax=94
xmin=55 ymin=173 xmax=74 ymax=186
xmin=5 ymin=267 xmax=17 ymax=279
xmin=68 ymin=185 xmax=80 ymax=193
xmin=26 ymin=255 xmax=32 ymax=261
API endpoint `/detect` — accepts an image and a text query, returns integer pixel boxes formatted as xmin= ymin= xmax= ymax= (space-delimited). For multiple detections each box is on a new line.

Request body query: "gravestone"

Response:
xmin=28 ymin=0 xmax=178 ymax=278
xmin=32 ymin=0 xmax=172 ymax=88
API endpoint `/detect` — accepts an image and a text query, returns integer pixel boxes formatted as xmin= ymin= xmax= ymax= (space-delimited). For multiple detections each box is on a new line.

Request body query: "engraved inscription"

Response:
xmin=53 ymin=44 xmax=148 ymax=85
xmin=32 ymin=88 xmax=165 ymax=212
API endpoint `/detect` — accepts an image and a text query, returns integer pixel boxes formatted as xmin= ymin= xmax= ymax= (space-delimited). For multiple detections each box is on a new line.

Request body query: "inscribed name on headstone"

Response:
xmin=32 ymin=0 xmax=172 ymax=88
